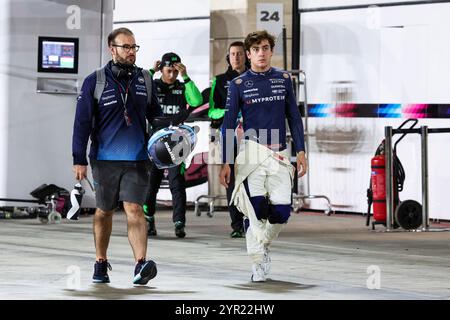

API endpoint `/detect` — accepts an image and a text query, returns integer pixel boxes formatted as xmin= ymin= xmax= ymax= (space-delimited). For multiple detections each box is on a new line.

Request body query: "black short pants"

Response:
xmin=91 ymin=159 xmax=150 ymax=211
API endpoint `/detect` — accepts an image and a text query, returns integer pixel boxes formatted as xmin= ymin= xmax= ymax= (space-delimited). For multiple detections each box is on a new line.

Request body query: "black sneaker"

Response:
xmin=133 ymin=259 xmax=157 ymax=285
xmin=92 ymin=259 xmax=112 ymax=283
xmin=174 ymin=221 xmax=186 ymax=238
xmin=147 ymin=216 xmax=157 ymax=236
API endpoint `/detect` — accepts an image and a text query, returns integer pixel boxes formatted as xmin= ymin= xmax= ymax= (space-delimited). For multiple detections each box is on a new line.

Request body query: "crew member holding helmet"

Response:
xmin=144 ymin=52 xmax=203 ymax=238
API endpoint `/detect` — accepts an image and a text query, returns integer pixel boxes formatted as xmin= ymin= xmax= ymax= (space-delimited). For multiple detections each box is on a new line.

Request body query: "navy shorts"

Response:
xmin=91 ymin=160 xmax=150 ymax=211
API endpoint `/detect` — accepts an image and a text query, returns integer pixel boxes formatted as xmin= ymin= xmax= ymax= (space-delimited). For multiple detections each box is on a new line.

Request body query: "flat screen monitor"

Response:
xmin=37 ymin=36 xmax=79 ymax=74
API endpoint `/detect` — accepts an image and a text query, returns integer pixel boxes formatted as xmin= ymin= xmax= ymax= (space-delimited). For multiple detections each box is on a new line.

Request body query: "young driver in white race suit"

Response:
xmin=219 ymin=30 xmax=308 ymax=282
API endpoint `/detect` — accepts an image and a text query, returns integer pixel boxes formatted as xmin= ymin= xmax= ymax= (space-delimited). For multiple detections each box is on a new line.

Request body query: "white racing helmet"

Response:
xmin=66 ymin=183 xmax=84 ymax=220
xmin=147 ymin=124 xmax=199 ymax=169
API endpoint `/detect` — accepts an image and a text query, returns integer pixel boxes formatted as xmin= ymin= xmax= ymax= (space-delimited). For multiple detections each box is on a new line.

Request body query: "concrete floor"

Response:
xmin=1 ymin=209 xmax=450 ymax=300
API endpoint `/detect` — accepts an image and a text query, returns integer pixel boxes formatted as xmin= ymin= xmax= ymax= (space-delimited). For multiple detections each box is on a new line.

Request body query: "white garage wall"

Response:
xmin=300 ymin=0 xmax=436 ymax=10
xmin=113 ymin=0 xmax=210 ymax=90
xmin=113 ymin=1 xmax=210 ymax=203
xmin=300 ymin=3 xmax=450 ymax=219
xmin=0 ymin=0 xmax=10 ymax=198
xmin=114 ymin=0 xmax=209 ymax=21
xmin=210 ymin=0 xmax=247 ymax=10
xmin=0 ymin=0 xmax=111 ymax=207
xmin=302 ymin=3 xmax=450 ymax=104
xmin=113 ymin=19 xmax=210 ymax=91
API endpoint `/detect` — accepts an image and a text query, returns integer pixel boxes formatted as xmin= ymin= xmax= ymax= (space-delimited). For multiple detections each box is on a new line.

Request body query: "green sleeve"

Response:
xmin=208 ymin=77 xmax=225 ymax=120
xmin=183 ymin=75 xmax=203 ymax=107
xmin=149 ymin=68 xmax=155 ymax=76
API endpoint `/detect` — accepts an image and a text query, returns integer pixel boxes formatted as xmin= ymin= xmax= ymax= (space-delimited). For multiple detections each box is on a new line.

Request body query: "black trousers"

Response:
xmin=217 ymin=126 xmax=245 ymax=232
xmin=145 ymin=163 xmax=186 ymax=224
xmin=227 ymin=164 xmax=245 ymax=231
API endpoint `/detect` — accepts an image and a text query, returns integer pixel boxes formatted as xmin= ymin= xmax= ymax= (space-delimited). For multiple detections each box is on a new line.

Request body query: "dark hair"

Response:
xmin=108 ymin=27 xmax=134 ymax=46
xmin=228 ymin=41 xmax=245 ymax=53
xmin=244 ymin=30 xmax=275 ymax=51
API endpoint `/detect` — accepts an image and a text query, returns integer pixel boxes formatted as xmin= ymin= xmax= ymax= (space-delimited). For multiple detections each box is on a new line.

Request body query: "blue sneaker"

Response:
xmin=92 ymin=259 xmax=112 ymax=283
xmin=133 ymin=259 xmax=157 ymax=285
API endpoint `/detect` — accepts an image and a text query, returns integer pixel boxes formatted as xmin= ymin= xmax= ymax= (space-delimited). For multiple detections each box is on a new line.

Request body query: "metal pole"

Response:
xmin=292 ymin=0 xmax=300 ymax=71
xmin=301 ymin=71 xmax=309 ymax=141
xmin=300 ymin=70 xmax=310 ymax=194
xmin=385 ymin=126 xmax=394 ymax=231
xmin=421 ymin=126 xmax=429 ymax=231
xmin=304 ymin=73 xmax=310 ymax=195
xmin=282 ymin=26 xmax=287 ymax=71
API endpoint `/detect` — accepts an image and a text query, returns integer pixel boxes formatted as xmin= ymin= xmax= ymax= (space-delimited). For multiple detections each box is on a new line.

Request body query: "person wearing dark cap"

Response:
xmin=144 ymin=52 xmax=203 ymax=238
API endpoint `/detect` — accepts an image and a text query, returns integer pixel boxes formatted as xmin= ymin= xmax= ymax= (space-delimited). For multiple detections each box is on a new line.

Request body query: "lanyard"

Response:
xmin=117 ymin=82 xmax=129 ymax=105
xmin=113 ymin=79 xmax=132 ymax=126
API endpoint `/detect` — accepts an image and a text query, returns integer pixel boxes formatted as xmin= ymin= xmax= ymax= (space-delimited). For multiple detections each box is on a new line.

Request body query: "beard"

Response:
xmin=115 ymin=54 xmax=135 ymax=66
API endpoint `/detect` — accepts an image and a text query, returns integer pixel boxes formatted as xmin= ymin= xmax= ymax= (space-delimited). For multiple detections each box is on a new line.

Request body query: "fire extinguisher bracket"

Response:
xmin=384 ymin=124 xmax=450 ymax=232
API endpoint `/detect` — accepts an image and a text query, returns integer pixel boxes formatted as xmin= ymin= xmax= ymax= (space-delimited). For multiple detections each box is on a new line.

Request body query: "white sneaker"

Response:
xmin=251 ymin=263 xmax=266 ymax=282
xmin=262 ymin=246 xmax=271 ymax=276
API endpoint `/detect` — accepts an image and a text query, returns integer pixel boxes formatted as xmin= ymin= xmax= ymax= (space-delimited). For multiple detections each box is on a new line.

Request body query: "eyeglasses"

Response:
xmin=112 ymin=44 xmax=140 ymax=52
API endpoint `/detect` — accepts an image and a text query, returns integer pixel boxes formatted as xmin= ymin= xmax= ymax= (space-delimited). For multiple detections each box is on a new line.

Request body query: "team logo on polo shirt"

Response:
xmin=138 ymin=76 xmax=145 ymax=83
xmin=235 ymin=79 xmax=243 ymax=85
xmin=244 ymin=80 xmax=254 ymax=88
xmin=283 ymin=73 xmax=289 ymax=79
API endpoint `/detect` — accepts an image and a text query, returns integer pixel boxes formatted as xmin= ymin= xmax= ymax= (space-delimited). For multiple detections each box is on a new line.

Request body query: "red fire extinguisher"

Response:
xmin=367 ymin=119 xmax=419 ymax=230
xmin=371 ymin=155 xmax=387 ymax=222
xmin=368 ymin=148 xmax=399 ymax=227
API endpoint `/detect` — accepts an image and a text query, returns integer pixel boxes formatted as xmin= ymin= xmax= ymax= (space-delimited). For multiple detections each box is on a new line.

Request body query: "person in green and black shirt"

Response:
xmin=144 ymin=52 xmax=203 ymax=238
xmin=209 ymin=42 xmax=248 ymax=238
xmin=209 ymin=42 xmax=248 ymax=128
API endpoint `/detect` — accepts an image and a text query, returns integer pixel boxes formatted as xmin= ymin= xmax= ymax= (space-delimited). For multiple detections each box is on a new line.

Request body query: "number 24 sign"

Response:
xmin=256 ymin=3 xmax=283 ymax=36
xmin=260 ymin=10 xmax=280 ymax=22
